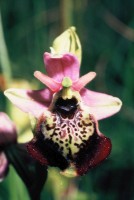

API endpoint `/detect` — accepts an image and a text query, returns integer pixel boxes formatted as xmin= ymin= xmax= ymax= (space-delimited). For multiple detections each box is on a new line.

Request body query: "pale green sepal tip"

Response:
xmin=62 ymin=77 xmax=72 ymax=88
xmin=52 ymin=26 xmax=82 ymax=64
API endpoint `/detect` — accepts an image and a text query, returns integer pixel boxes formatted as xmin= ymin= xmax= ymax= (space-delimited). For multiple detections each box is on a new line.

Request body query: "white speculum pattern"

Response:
xmin=41 ymin=110 xmax=95 ymax=159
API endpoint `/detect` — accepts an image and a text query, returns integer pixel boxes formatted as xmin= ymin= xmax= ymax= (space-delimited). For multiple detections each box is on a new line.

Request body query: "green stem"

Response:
xmin=0 ymin=11 xmax=12 ymax=85
xmin=60 ymin=0 xmax=73 ymax=30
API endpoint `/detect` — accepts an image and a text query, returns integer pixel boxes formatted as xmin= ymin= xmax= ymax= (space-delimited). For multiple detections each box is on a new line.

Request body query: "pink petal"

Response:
xmin=0 ymin=152 xmax=9 ymax=182
xmin=44 ymin=52 xmax=80 ymax=82
xmin=80 ymin=88 xmax=122 ymax=120
xmin=0 ymin=112 xmax=17 ymax=146
xmin=34 ymin=71 xmax=61 ymax=92
xmin=72 ymin=72 xmax=96 ymax=91
xmin=4 ymin=88 xmax=52 ymax=118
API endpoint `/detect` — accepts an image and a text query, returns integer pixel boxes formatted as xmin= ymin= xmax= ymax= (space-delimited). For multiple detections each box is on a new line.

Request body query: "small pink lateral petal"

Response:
xmin=34 ymin=71 xmax=61 ymax=92
xmin=4 ymin=88 xmax=52 ymax=118
xmin=44 ymin=52 xmax=80 ymax=82
xmin=80 ymin=88 xmax=122 ymax=120
xmin=72 ymin=72 xmax=96 ymax=91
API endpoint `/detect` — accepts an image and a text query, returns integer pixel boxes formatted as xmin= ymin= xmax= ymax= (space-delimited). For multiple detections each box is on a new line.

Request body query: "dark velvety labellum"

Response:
xmin=27 ymin=94 xmax=112 ymax=176
xmin=74 ymin=133 xmax=112 ymax=176
xmin=27 ymin=133 xmax=69 ymax=170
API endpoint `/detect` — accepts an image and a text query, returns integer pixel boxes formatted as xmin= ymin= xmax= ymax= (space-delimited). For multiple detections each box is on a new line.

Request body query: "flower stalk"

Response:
xmin=0 ymin=12 xmax=12 ymax=85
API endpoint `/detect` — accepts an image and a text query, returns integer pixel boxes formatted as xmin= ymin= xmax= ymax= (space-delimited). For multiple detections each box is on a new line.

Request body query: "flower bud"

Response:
xmin=0 ymin=152 xmax=8 ymax=182
xmin=0 ymin=112 xmax=17 ymax=146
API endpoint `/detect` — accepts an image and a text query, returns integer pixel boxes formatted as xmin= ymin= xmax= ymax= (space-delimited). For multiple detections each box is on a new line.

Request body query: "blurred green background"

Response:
xmin=0 ymin=0 xmax=134 ymax=200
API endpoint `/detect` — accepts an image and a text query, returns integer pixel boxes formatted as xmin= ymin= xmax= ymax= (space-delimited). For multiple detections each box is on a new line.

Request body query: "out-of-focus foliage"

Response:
xmin=0 ymin=0 xmax=134 ymax=200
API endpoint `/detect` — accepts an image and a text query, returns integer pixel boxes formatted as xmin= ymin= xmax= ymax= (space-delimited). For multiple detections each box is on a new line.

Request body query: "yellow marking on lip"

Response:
xmin=41 ymin=110 xmax=95 ymax=159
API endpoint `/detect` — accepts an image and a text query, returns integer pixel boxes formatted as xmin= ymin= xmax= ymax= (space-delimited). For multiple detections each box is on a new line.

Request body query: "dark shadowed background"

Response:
xmin=0 ymin=0 xmax=134 ymax=200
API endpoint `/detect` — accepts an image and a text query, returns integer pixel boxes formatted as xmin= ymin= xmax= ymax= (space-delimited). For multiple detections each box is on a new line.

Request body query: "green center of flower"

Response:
xmin=60 ymin=77 xmax=73 ymax=99
xmin=62 ymin=77 xmax=72 ymax=88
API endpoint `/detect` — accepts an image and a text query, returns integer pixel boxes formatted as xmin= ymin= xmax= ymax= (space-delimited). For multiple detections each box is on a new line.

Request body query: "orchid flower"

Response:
xmin=0 ymin=112 xmax=17 ymax=181
xmin=4 ymin=27 xmax=122 ymax=177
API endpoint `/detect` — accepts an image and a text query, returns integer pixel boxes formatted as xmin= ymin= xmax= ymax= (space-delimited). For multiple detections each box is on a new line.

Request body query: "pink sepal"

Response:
xmin=80 ymin=88 xmax=122 ymax=120
xmin=44 ymin=53 xmax=80 ymax=82
xmin=4 ymin=88 xmax=52 ymax=118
